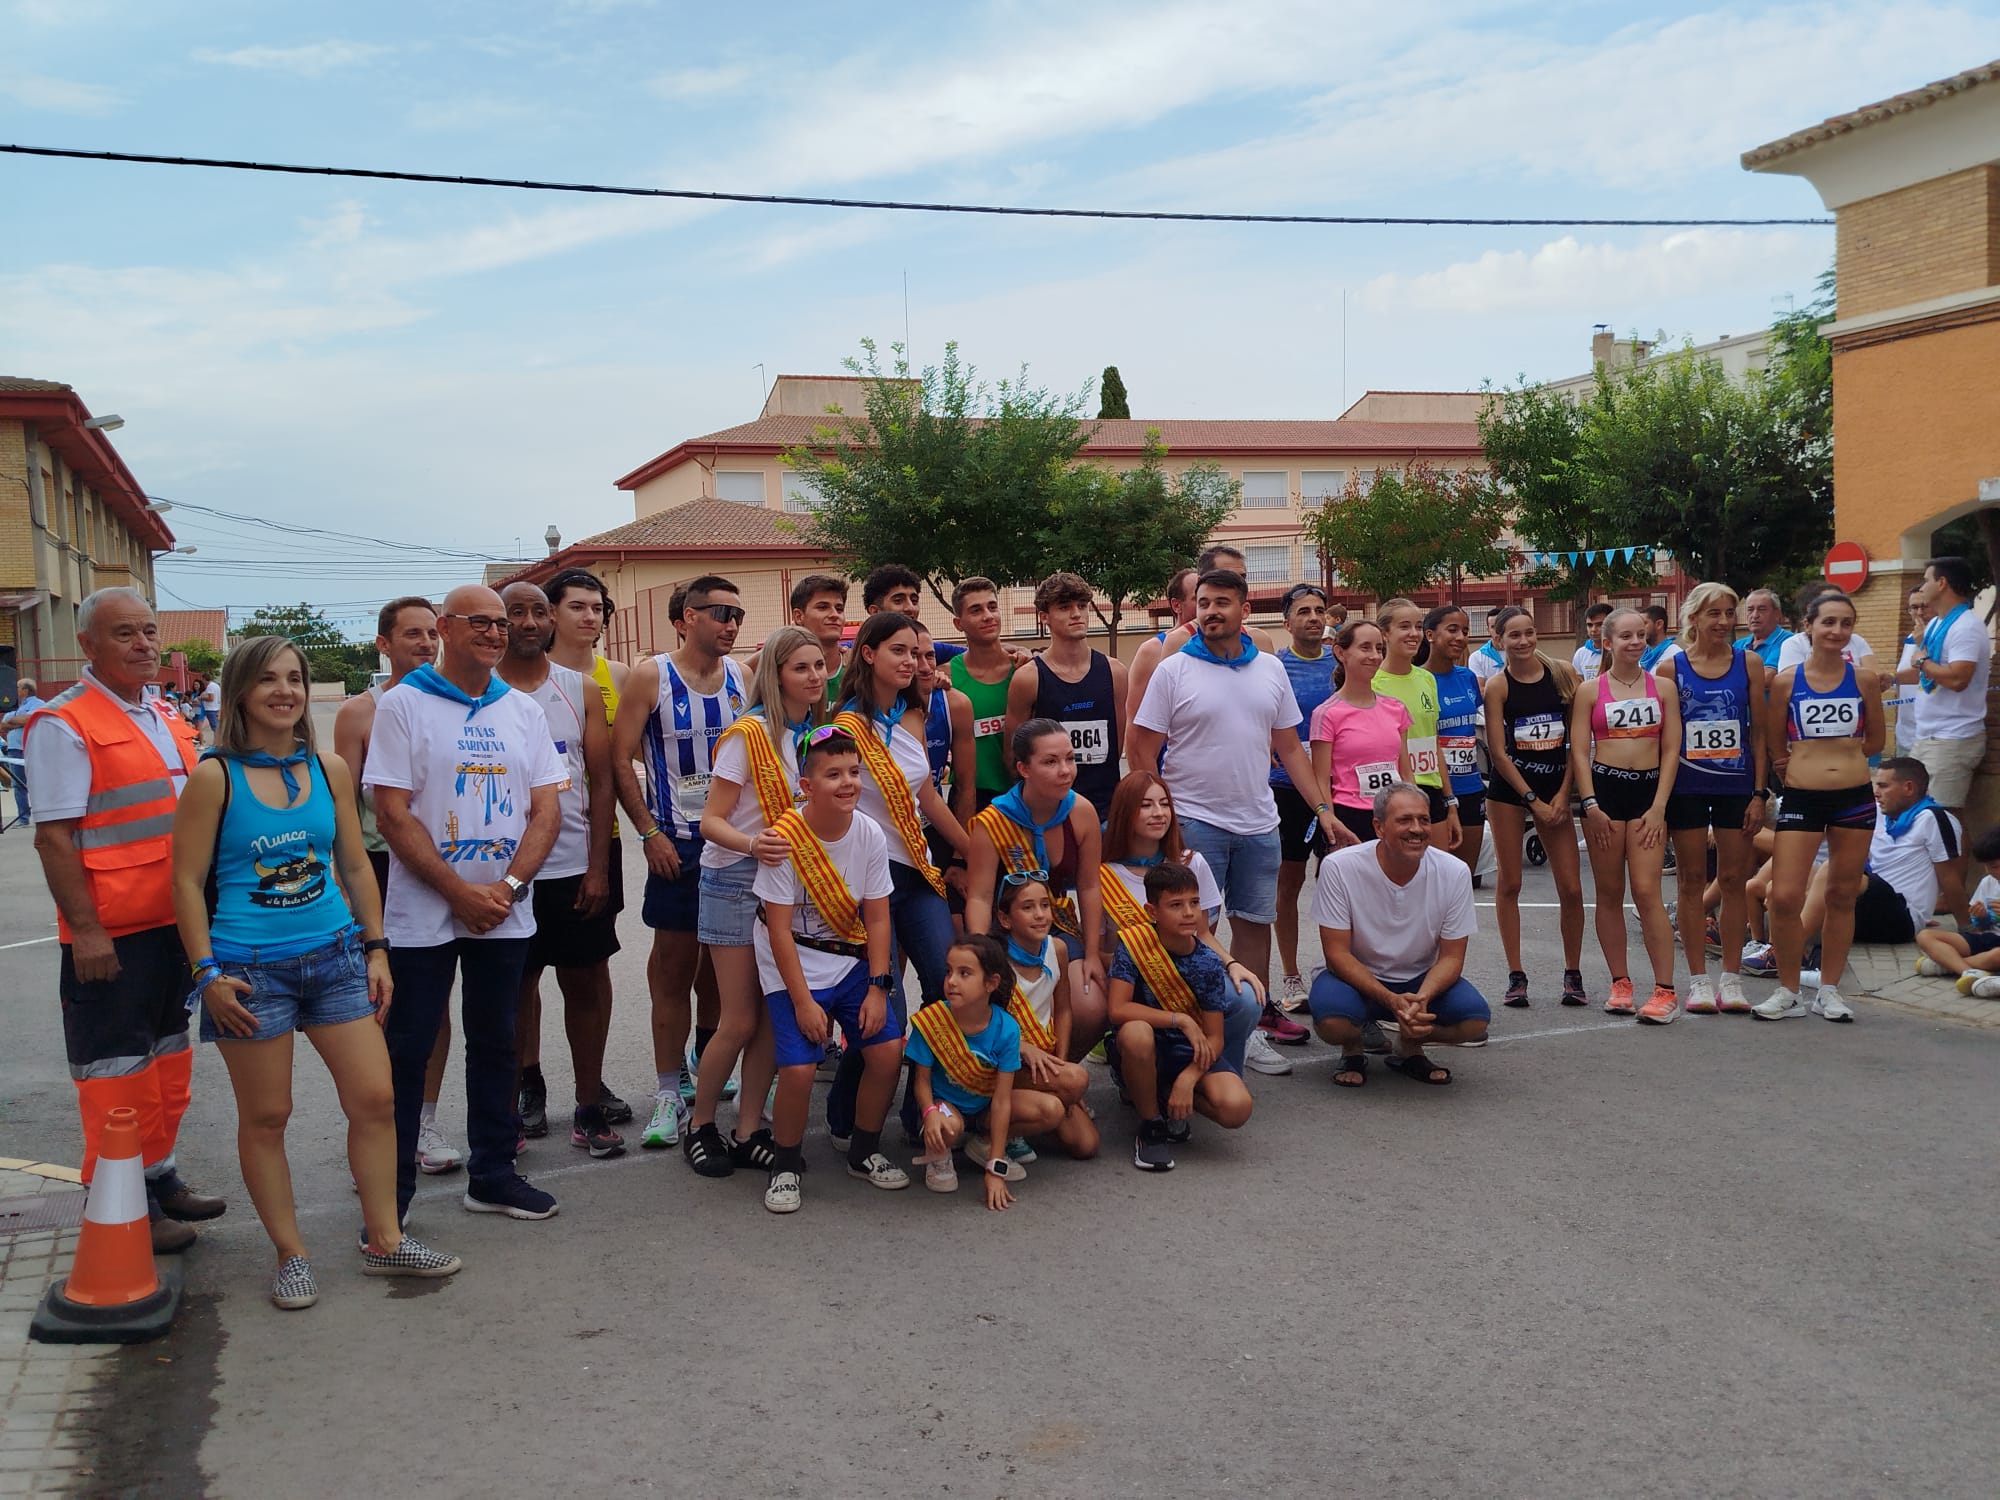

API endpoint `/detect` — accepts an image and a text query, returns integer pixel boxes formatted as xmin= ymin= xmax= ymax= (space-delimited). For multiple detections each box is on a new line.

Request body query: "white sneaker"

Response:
xmin=1968 ymin=974 xmax=2000 ymax=999
xmin=1684 ymin=975 xmax=1719 ymax=1015
xmin=1913 ymin=955 xmax=1948 ymax=977
xmin=1278 ymin=973 xmax=1308 ymax=1012
xmin=845 ymin=1152 xmax=911 ymax=1190
xmin=1954 ymin=968 xmax=1993 ymax=995
xmin=1741 ymin=941 xmax=1775 ymax=974
xmin=1810 ymin=986 xmax=1855 ymax=1022
xmin=416 ymin=1120 xmax=464 ymax=1174
xmin=639 ymin=1090 xmax=686 ymax=1149
xmin=1716 ymin=971 xmax=1753 ymax=1014
xmin=1752 ymin=986 xmax=1807 ymax=1021
xmin=763 ymin=1170 xmax=802 ymax=1214
xmin=1243 ymin=1028 xmax=1293 ymax=1076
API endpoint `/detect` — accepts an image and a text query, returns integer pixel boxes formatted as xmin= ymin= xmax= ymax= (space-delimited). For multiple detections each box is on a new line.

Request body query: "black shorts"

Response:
xmin=368 ymin=849 xmax=390 ymax=906
xmin=1852 ymin=872 xmax=1916 ymax=945
xmin=59 ymin=923 xmax=188 ymax=1070
xmin=1273 ymin=782 xmax=1327 ymax=863
xmin=1488 ymin=764 xmax=1564 ymax=809
xmin=1591 ymin=763 xmax=1659 ymax=822
xmin=526 ymin=848 xmax=625 ymax=970
xmin=1774 ymin=784 xmax=1877 ymax=835
xmin=1450 ymin=791 xmax=1486 ymax=828
xmin=1333 ymin=804 xmax=1377 ymax=844
xmin=1665 ymin=791 xmax=1755 ymax=833
xmin=1962 ymin=929 xmax=2000 ymax=957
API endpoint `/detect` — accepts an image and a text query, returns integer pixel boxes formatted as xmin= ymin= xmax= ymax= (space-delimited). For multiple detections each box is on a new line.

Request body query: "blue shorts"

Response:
xmin=1110 ymin=1012 xmax=1242 ymax=1085
xmin=697 ymin=857 xmax=758 ymax=946
xmin=765 ymin=963 xmax=903 ymax=1068
xmin=197 ymin=930 xmax=376 ymax=1042
xmin=1178 ymin=817 xmax=1280 ymax=924
xmin=1307 ymin=971 xmax=1491 ymax=1030
xmin=641 ymin=835 xmax=705 ymax=931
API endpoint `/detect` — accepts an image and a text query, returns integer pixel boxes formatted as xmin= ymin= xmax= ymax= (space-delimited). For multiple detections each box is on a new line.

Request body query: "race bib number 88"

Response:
xmin=1356 ymin=760 xmax=1397 ymax=795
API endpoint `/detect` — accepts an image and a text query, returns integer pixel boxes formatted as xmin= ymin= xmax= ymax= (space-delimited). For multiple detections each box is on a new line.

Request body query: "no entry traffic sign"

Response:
xmin=1823 ymin=541 xmax=1869 ymax=590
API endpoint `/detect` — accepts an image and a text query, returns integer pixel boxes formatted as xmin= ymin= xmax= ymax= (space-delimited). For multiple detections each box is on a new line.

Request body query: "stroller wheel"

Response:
xmin=1525 ymin=832 xmax=1548 ymax=867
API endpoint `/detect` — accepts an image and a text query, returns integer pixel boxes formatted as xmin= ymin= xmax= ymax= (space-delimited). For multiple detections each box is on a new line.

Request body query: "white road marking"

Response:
xmin=0 ymin=935 xmax=57 ymax=950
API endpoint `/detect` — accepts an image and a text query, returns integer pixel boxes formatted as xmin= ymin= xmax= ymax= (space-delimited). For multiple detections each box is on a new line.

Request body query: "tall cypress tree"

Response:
xmin=1098 ymin=365 xmax=1130 ymax=419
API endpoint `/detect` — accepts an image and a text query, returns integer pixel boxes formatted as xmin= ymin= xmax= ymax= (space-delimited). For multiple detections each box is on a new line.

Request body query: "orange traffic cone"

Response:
xmin=30 ymin=1107 xmax=182 ymax=1344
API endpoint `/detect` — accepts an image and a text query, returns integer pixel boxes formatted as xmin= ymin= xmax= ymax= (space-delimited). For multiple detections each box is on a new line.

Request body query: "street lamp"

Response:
xmin=145 ymin=499 xmax=173 ymax=514
xmin=162 ymin=545 xmax=196 ymax=555
xmin=82 ymin=415 xmax=124 ymax=432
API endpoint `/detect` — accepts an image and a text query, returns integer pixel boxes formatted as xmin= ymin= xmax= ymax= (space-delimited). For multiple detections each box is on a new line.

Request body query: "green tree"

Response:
xmin=783 ymin=339 xmax=1096 ymax=605
xmin=1302 ymin=462 xmax=1513 ymax=605
xmin=237 ymin=603 xmax=374 ymax=691
xmin=1098 ymin=365 xmax=1130 ymax=419
xmin=164 ymin=638 xmax=222 ymax=675
xmin=1043 ymin=433 xmax=1236 ymax=650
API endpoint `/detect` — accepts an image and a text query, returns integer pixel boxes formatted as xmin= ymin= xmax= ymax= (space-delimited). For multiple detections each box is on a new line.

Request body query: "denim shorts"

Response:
xmin=1177 ymin=817 xmax=1281 ymax=923
xmin=197 ymin=930 xmax=376 ymax=1042
xmin=698 ymin=857 xmax=758 ymax=946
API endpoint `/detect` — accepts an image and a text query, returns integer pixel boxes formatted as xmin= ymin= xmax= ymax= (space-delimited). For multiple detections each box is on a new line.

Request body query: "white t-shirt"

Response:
xmin=201 ymin=680 xmax=221 ymax=713
xmin=1890 ymin=640 xmax=1923 ymax=740
xmin=1868 ymin=804 xmax=1960 ymax=931
xmin=1312 ymin=842 xmax=1476 ymax=980
xmin=1571 ymin=643 xmax=1602 ymax=680
xmin=752 ymin=811 xmax=893 ymax=995
xmin=24 ymin=670 xmax=192 ymax=823
xmin=1470 ymin=646 xmax=1506 ymax=684
xmin=363 ymin=682 xmax=567 ymax=946
xmin=1132 ymin=649 xmax=1302 ymax=835
xmin=1777 ymin=631 xmax=1875 ymax=672
xmin=701 ymin=722 xmax=802 ymax=871
xmin=522 ymin=662 xmax=589 ymax=880
xmin=851 ymin=721 xmax=930 ymax=867
xmin=1105 ymin=853 xmax=1223 ymax=921
xmin=1912 ymin=609 xmax=1991 ymax=740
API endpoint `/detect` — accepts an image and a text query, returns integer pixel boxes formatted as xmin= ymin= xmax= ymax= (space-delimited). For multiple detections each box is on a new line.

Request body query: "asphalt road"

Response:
xmin=1 ymin=821 xmax=1995 ymax=1499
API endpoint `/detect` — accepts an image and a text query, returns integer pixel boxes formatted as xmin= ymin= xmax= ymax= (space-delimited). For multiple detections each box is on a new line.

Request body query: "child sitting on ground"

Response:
xmin=1105 ymin=862 xmax=1253 ymax=1173
xmin=994 ymin=876 xmax=1099 ymax=1162
xmin=908 ymin=935 xmax=1065 ymax=1209
xmin=756 ymin=727 xmax=909 ymax=1215
xmin=1916 ymin=825 xmax=2000 ymax=995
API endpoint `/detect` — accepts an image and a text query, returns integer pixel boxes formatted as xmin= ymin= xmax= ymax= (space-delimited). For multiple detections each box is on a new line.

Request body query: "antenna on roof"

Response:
xmin=754 ymin=363 xmax=767 ymax=403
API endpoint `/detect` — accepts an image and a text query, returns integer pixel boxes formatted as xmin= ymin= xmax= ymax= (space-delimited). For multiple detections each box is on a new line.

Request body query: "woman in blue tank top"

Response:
xmin=1659 ymin=582 xmax=1769 ymax=1016
xmin=1420 ymin=604 xmax=1487 ymax=878
xmin=172 ymin=636 xmax=459 ymax=1310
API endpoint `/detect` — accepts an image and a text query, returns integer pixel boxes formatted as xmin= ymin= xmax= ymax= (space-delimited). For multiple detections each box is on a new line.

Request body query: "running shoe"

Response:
xmin=764 ymin=1170 xmax=802 ymax=1214
xmin=462 ymin=1174 xmax=559 ymax=1220
xmin=360 ymin=1236 xmax=462 ymax=1278
xmin=1751 ymin=985 xmax=1807 ymax=1021
xmin=1965 ymin=974 xmax=2000 ymax=999
xmin=1741 ymin=941 xmax=1775 ymax=976
xmin=677 ymin=1066 xmax=698 ymax=1105
xmin=1636 ymin=984 xmax=1682 ymax=1025
xmin=1704 ymin=917 xmax=1723 ymax=956
xmin=1243 ymin=1028 xmax=1293 ymax=1075
xmin=729 ymin=1128 xmax=778 ymax=1171
xmin=639 ymin=1089 xmax=687 ymax=1150
xmin=416 ymin=1120 xmax=464 ymax=1174
xmin=1278 ymin=973 xmax=1309 ymax=1012
xmin=1716 ymin=971 xmax=1753 ymax=1013
xmin=918 ymin=1152 xmax=958 ymax=1193
xmin=1913 ymin=955 xmax=1948 ymax=977
xmin=1359 ymin=1017 xmax=1392 ymax=1055
xmin=1132 ymin=1119 xmax=1176 ymax=1172
xmin=1084 ymin=1037 xmax=1110 ymax=1065
xmin=1164 ymin=1116 xmax=1192 ymax=1144
xmin=1259 ymin=1001 xmax=1311 ymax=1046
xmin=1562 ymin=969 xmax=1588 ymax=1007
xmin=1005 ymin=1136 xmax=1038 ymax=1165
xmin=679 ymin=1120 xmax=733 ymax=1177
xmin=1603 ymin=977 xmax=1636 ymax=1015
xmin=816 ymin=1039 xmax=843 ymax=1076
xmin=1954 ymin=968 xmax=1994 ymax=994
xmin=1684 ymin=975 xmax=1719 ymax=1015
xmin=597 ymin=1083 xmax=635 ymax=1124
xmin=1809 ymin=985 xmax=1855 ymax=1023
xmin=569 ymin=1104 xmax=627 ymax=1160
xmin=1503 ymin=971 xmax=1530 ymax=1008
xmin=271 ymin=1255 xmax=318 ymax=1310
xmin=846 ymin=1153 xmax=911 ymax=1190
xmin=517 ymin=1075 xmax=548 ymax=1140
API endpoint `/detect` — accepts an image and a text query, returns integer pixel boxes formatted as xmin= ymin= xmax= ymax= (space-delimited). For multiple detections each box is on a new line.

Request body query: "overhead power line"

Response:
xmin=0 ymin=144 xmax=1834 ymax=228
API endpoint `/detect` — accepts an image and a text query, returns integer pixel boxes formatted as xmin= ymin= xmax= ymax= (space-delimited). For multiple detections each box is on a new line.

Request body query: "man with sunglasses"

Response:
xmin=613 ymin=575 xmax=748 ymax=1149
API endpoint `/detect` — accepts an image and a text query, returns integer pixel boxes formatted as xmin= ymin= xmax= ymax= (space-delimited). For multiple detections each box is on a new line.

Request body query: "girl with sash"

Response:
xmin=1100 ymin=771 xmax=1268 ymax=1076
xmin=1421 ymin=604 xmax=1487 ymax=877
xmin=993 ymin=876 xmax=1099 ymax=1162
xmin=172 ymin=636 xmax=459 ymax=1309
xmin=1373 ymin=596 xmax=1459 ymax=851
xmin=688 ymin=625 xmax=826 ymax=1178
xmin=909 ymin=935 xmax=1065 ymax=1205
xmin=912 ymin=624 xmax=976 ymax=912
xmin=1310 ymin=619 xmax=1414 ymax=848
xmin=1570 ymin=607 xmax=1683 ymax=1023
xmin=828 ymin=610 xmax=970 ymax=1142
xmin=964 ymin=718 xmax=1105 ymax=1030
xmin=1758 ymin=590 xmax=1883 ymax=1023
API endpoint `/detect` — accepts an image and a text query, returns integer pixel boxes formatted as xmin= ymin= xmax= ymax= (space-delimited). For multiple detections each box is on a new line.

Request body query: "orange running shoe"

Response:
xmin=1603 ymin=977 xmax=1637 ymax=1015
xmin=1637 ymin=984 xmax=1682 ymax=1025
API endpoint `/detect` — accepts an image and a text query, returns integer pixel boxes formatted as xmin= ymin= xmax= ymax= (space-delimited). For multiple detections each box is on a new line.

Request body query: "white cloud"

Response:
xmin=0 ymin=71 xmax=121 ymax=114
xmin=648 ymin=64 xmax=753 ymax=101
xmin=192 ymin=41 xmax=393 ymax=77
xmin=405 ymin=96 xmax=552 ymax=132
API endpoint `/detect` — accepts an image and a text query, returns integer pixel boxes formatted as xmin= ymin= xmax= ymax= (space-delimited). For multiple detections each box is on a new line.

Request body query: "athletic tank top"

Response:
xmin=924 ymin=685 xmax=952 ymax=793
xmin=1374 ymin=665 xmax=1442 ymax=787
xmin=642 ymin=656 xmax=744 ymax=839
xmin=359 ymin=682 xmax=387 ymax=853
xmin=526 ymin=662 xmax=589 ymax=879
xmin=1673 ymin=649 xmax=1754 ymax=795
xmin=1786 ymin=658 xmax=1864 ymax=743
xmin=949 ymin=655 xmax=1013 ymax=794
xmin=1432 ymin=665 xmax=1484 ymax=796
xmin=1501 ymin=667 xmax=1567 ymax=781
xmin=1010 ymin=934 xmax=1060 ymax=1034
xmin=1590 ymin=669 xmax=1663 ymax=742
xmin=208 ymin=755 xmax=354 ymax=961
xmin=1032 ymin=651 xmax=1119 ymax=814
xmin=1272 ymin=647 xmax=1337 ymax=790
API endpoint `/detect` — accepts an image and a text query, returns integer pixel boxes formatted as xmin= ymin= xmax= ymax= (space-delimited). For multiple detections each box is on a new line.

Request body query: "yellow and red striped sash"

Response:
xmin=1007 ymin=992 xmax=1058 ymax=1053
xmin=717 ymin=716 xmax=794 ymax=829
xmin=910 ymin=1002 xmax=998 ymax=1098
xmin=1100 ymin=866 xmax=1200 ymax=1017
xmin=972 ymin=804 xmax=1081 ymax=936
xmin=1098 ymin=864 xmax=1150 ymax=933
xmin=833 ymin=710 xmax=947 ymax=898
xmin=768 ymin=809 xmax=866 ymax=943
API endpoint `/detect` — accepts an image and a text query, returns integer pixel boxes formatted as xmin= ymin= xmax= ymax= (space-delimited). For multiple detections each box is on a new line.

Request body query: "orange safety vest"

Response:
xmin=28 ymin=683 xmax=198 ymax=942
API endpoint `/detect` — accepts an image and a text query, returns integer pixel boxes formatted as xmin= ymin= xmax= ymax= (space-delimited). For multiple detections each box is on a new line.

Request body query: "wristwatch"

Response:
xmin=869 ymin=972 xmax=895 ymax=991
xmin=502 ymin=874 xmax=530 ymax=904
xmin=1754 ymin=788 xmax=1772 ymax=802
xmin=362 ymin=938 xmax=391 ymax=954
xmin=987 ymin=1158 xmax=1010 ymax=1179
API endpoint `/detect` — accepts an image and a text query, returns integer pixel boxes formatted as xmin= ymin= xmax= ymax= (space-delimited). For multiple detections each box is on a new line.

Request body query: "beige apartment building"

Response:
xmin=0 ymin=377 xmax=174 ymax=696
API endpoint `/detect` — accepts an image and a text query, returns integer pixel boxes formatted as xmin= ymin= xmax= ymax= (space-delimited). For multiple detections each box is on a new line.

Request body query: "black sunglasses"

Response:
xmin=696 ymin=604 xmax=746 ymax=626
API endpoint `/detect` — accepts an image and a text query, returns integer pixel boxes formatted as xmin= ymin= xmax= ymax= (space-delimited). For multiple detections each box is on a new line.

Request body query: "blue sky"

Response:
xmin=3 ymin=0 xmax=1994 ymax=631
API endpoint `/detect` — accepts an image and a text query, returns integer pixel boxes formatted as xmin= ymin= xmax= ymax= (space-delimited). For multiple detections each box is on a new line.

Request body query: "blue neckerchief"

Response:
xmin=1006 ymin=935 xmax=1052 ymax=979
xmin=1640 ymin=639 xmax=1673 ymax=670
xmin=749 ymin=703 xmax=816 ymax=763
xmin=1122 ymin=852 xmax=1164 ymax=868
xmin=1179 ymin=632 xmax=1259 ymax=668
xmin=865 ymin=701 xmax=901 ymax=743
xmin=1919 ymin=602 xmax=1969 ymax=693
xmin=1885 ymin=794 xmax=1942 ymax=842
xmin=205 ymin=745 xmax=310 ymax=805
xmin=990 ymin=783 xmax=1076 ymax=873
xmin=404 ymin=662 xmax=509 ymax=720
xmin=1477 ymin=641 xmax=1504 ymax=665
xmin=1582 ymin=640 xmax=1602 ymax=658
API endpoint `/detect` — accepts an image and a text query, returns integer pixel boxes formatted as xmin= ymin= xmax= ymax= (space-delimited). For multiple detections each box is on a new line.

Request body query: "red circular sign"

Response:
xmin=1823 ymin=541 xmax=1869 ymax=589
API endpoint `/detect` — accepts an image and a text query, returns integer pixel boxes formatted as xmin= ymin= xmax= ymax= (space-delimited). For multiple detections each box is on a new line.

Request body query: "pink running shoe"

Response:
xmin=1636 ymin=984 xmax=1682 ymax=1025
xmin=1603 ymin=977 xmax=1637 ymax=1015
xmin=1259 ymin=1001 xmax=1311 ymax=1046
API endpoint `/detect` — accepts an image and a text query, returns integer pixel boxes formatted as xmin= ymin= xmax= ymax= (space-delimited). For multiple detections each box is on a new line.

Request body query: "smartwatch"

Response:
xmin=362 ymin=938 xmax=392 ymax=954
xmin=987 ymin=1158 xmax=1010 ymax=1179
xmin=869 ymin=972 xmax=895 ymax=991
xmin=502 ymin=874 xmax=530 ymax=904
xmin=1579 ymin=795 xmax=1600 ymax=812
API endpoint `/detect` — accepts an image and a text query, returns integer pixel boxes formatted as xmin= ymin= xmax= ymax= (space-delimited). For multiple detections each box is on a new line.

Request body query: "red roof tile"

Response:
xmin=157 ymin=609 xmax=228 ymax=651
xmin=1743 ymin=58 xmax=2000 ymax=167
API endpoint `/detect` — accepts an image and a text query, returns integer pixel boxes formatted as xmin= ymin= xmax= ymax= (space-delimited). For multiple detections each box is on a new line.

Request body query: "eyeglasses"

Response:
xmin=697 ymin=604 xmax=746 ymax=626
xmin=441 ymin=614 xmax=507 ymax=634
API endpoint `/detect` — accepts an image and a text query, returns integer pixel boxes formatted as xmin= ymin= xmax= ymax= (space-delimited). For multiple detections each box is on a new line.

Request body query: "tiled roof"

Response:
xmin=157 ymin=609 xmax=228 ymax=651
xmin=0 ymin=376 xmax=73 ymax=393
xmin=1742 ymin=58 xmax=2000 ymax=166
xmin=573 ymin=497 xmax=820 ymax=551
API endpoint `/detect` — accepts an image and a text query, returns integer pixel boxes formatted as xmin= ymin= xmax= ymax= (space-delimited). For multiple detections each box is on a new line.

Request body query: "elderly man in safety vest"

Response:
xmin=26 ymin=587 xmax=226 ymax=1254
